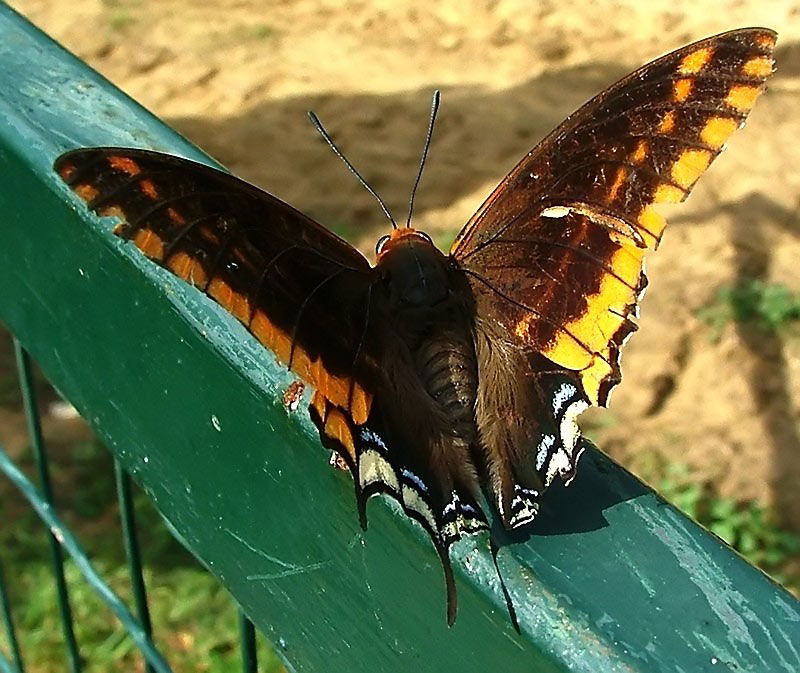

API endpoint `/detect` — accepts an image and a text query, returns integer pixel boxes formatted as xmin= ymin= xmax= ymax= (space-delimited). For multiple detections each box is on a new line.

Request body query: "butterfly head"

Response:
xmin=376 ymin=227 xmax=450 ymax=308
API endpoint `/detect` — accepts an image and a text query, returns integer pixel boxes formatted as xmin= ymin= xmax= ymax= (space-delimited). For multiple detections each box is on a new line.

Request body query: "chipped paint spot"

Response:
xmin=282 ymin=381 xmax=305 ymax=411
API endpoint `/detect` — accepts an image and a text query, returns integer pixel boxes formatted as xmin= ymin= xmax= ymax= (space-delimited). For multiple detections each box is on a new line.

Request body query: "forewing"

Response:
xmin=452 ymin=28 xmax=776 ymax=405
xmin=55 ymin=148 xmax=378 ymax=422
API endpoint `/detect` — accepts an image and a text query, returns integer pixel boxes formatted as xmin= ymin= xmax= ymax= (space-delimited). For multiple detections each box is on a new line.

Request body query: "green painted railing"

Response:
xmin=0 ymin=4 xmax=799 ymax=671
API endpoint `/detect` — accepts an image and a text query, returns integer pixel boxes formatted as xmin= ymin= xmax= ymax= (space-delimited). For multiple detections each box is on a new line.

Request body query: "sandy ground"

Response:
xmin=4 ymin=1 xmax=800 ymax=532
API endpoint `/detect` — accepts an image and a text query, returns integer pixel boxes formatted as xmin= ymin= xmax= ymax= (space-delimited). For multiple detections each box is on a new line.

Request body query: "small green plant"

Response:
xmin=108 ymin=11 xmax=136 ymax=32
xmin=0 ymin=559 xmax=285 ymax=673
xmin=656 ymin=462 xmax=705 ymax=519
xmin=252 ymin=24 xmax=274 ymax=40
xmin=699 ymin=279 xmax=800 ymax=339
xmin=655 ymin=462 xmax=800 ymax=589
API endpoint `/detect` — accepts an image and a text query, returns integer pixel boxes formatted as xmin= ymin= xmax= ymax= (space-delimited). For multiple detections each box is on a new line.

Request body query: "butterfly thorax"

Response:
xmin=375 ymin=228 xmax=480 ymax=470
xmin=375 ymin=227 xmax=472 ymax=343
xmin=376 ymin=229 xmax=449 ymax=308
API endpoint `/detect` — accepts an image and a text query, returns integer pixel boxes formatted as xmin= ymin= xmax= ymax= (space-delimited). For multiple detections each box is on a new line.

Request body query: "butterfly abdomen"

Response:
xmin=415 ymin=331 xmax=478 ymax=445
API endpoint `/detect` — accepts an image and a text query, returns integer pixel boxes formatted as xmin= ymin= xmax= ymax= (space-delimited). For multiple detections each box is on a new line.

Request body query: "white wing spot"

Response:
xmin=541 ymin=205 xmax=572 ymax=218
xmin=444 ymin=491 xmax=459 ymax=515
xmin=509 ymin=493 xmax=539 ymax=528
xmin=536 ymin=434 xmax=556 ymax=471
xmin=401 ymin=468 xmax=428 ymax=493
xmin=552 ymin=383 xmax=577 ymax=415
xmin=560 ymin=399 xmax=589 ymax=453
xmin=359 ymin=449 xmax=399 ymax=492
xmin=545 ymin=449 xmax=571 ymax=487
xmin=360 ymin=428 xmax=388 ymax=452
xmin=563 ymin=444 xmax=586 ymax=487
xmin=402 ymin=485 xmax=437 ymax=530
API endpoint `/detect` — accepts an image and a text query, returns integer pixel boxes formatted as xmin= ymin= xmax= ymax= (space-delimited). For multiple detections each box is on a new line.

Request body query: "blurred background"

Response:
xmin=1 ymin=0 xmax=799 ymax=670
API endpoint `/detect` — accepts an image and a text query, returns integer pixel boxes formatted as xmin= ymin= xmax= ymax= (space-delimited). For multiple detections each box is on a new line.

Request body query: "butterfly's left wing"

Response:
xmin=451 ymin=28 xmax=776 ymax=528
xmin=54 ymin=148 xmax=493 ymax=625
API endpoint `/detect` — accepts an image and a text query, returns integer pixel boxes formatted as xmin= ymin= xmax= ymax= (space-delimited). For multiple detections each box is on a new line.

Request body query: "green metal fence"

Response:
xmin=1 ymin=3 xmax=799 ymax=671
xmin=1 ymin=340 xmax=266 ymax=672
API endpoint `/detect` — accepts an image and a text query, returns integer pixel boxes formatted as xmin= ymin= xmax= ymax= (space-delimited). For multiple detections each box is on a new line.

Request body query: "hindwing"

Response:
xmin=308 ymin=391 xmax=491 ymax=625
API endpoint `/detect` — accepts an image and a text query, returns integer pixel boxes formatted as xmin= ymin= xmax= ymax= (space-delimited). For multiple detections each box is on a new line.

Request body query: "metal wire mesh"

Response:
xmin=0 ymin=553 xmax=23 ymax=672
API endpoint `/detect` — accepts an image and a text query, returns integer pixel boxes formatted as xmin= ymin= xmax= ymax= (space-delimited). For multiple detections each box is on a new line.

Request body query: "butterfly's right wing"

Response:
xmin=451 ymin=28 xmax=776 ymax=528
xmin=55 ymin=148 xmax=379 ymax=423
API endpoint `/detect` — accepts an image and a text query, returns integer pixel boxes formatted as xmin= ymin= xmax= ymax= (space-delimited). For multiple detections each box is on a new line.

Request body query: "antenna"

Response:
xmin=307 ymin=110 xmax=398 ymax=229
xmin=406 ymin=89 xmax=440 ymax=228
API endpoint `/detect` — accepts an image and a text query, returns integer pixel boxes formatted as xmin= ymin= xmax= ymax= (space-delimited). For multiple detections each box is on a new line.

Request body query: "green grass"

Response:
xmin=1 ymin=560 xmax=284 ymax=672
xmin=0 ymin=439 xmax=285 ymax=673
xmin=699 ymin=279 xmax=800 ymax=339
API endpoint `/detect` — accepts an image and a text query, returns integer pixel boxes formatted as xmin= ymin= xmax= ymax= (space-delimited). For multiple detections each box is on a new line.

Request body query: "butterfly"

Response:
xmin=54 ymin=27 xmax=776 ymax=626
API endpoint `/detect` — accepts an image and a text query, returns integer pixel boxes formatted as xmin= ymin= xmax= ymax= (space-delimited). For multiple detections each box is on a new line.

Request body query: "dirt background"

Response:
xmin=4 ymin=1 xmax=800 ymax=534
